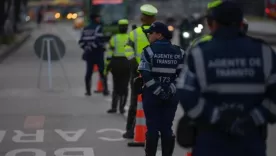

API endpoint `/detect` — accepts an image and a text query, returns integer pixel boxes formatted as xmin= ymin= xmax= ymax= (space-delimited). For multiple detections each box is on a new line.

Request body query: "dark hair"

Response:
xmin=119 ymin=25 xmax=128 ymax=33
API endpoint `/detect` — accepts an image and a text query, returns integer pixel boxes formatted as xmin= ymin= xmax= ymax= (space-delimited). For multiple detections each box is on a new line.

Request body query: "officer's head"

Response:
xmin=206 ymin=0 xmax=243 ymax=32
xmin=140 ymin=4 xmax=158 ymax=25
xmin=118 ymin=19 xmax=129 ymax=33
xmin=144 ymin=22 xmax=172 ymax=43
xmin=90 ymin=13 xmax=101 ymax=23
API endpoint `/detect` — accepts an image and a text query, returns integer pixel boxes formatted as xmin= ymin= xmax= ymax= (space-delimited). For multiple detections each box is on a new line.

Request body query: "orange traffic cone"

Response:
xmin=128 ymin=94 xmax=147 ymax=147
xmin=94 ymin=75 xmax=103 ymax=93
xmin=186 ymin=149 xmax=192 ymax=156
xmin=93 ymin=65 xmax=98 ymax=72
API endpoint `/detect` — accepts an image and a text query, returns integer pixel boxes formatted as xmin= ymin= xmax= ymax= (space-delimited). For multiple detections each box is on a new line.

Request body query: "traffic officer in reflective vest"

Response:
xmin=105 ymin=19 xmax=132 ymax=114
xmin=176 ymin=1 xmax=276 ymax=156
xmin=138 ymin=22 xmax=183 ymax=156
xmin=79 ymin=14 xmax=109 ymax=96
xmin=123 ymin=4 xmax=158 ymax=139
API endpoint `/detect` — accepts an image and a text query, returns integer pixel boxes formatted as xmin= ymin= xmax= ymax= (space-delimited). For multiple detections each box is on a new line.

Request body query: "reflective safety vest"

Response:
xmin=190 ymin=35 xmax=212 ymax=47
xmin=126 ymin=26 xmax=150 ymax=64
xmin=110 ymin=33 xmax=129 ymax=57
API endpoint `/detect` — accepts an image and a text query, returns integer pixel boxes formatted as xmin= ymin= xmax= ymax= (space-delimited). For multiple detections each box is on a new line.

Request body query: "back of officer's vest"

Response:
xmin=150 ymin=44 xmax=183 ymax=85
xmin=132 ymin=27 xmax=150 ymax=54
xmin=195 ymin=37 xmax=269 ymax=113
xmin=113 ymin=34 xmax=128 ymax=56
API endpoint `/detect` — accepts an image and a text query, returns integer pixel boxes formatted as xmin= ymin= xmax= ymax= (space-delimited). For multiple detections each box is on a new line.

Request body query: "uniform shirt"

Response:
xmin=177 ymin=27 xmax=276 ymax=125
xmin=78 ymin=22 xmax=105 ymax=52
xmin=138 ymin=39 xmax=184 ymax=96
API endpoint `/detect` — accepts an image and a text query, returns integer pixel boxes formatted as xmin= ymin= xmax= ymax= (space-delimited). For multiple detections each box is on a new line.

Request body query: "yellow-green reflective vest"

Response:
xmin=126 ymin=26 xmax=150 ymax=64
xmin=110 ymin=33 xmax=129 ymax=57
xmin=190 ymin=35 xmax=213 ymax=47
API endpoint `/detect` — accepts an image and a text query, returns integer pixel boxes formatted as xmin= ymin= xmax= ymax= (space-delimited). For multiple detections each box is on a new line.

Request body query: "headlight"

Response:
xmin=197 ymin=24 xmax=203 ymax=29
xmin=168 ymin=25 xmax=174 ymax=31
xmin=55 ymin=13 xmax=61 ymax=19
xmin=67 ymin=13 xmax=72 ymax=19
xmin=194 ymin=27 xmax=202 ymax=33
xmin=182 ymin=32 xmax=190 ymax=38
xmin=72 ymin=13 xmax=77 ymax=19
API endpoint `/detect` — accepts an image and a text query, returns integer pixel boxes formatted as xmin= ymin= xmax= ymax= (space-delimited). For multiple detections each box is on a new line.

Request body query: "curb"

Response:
xmin=0 ymin=30 xmax=32 ymax=63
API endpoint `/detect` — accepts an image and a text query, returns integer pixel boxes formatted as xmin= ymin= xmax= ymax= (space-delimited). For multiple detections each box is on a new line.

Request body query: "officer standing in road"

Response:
xmin=79 ymin=14 xmax=109 ymax=96
xmin=105 ymin=19 xmax=132 ymax=114
xmin=122 ymin=4 xmax=158 ymax=139
xmin=176 ymin=1 xmax=276 ymax=156
xmin=138 ymin=22 xmax=183 ymax=156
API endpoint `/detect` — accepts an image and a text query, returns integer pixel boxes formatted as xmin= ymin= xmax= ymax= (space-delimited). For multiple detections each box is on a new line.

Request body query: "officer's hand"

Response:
xmin=158 ymin=90 xmax=170 ymax=100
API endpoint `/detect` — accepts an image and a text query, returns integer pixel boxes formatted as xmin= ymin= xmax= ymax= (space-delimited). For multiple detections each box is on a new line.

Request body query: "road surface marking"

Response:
xmin=24 ymin=116 xmax=45 ymax=129
xmin=96 ymin=128 xmax=126 ymax=141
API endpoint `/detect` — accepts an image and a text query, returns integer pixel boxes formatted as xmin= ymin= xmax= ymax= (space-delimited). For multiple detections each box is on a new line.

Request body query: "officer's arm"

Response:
xmin=176 ymin=50 xmax=218 ymax=123
xmin=250 ymin=45 xmax=276 ymax=125
xmin=78 ymin=28 xmax=87 ymax=50
xmin=109 ymin=37 xmax=115 ymax=50
xmin=138 ymin=47 xmax=162 ymax=96
xmin=95 ymin=25 xmax=104 ymax=39
xmin=126 ymin=31 xmax=135 ymax=50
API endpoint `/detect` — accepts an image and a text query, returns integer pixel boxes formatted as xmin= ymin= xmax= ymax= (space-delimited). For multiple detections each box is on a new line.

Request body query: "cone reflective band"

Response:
xmin=128 ymin=94 xmax=147 ymax=147
xmin=94 ymin=76 xmax=103 ymax=93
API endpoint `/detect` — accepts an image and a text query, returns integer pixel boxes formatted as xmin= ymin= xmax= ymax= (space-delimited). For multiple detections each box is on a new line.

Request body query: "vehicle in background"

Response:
xmin=265 ymin=0 xmax=276 ymax=19
xmin=27 ymin=0 xmax=82 ymax=21
xmin=178 ymin=15 xmax=204 ymax=50
xmin=83 ymin=0 xmax=129 ymax=37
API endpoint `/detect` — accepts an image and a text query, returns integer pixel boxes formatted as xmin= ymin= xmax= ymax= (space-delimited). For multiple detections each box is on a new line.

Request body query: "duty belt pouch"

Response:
xmin=176 ymin=115 xmax=197 ymax=148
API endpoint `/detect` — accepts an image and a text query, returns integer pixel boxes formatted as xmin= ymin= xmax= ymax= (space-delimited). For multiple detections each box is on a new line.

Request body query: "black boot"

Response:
xmin=161 ymin=135 xmax=175 ymax=156
xmin=85 ymin=80 xmax=91 ymax=96
xmin=145 ymin=134 xmax=159 ymax=156
xmin=102 ymin=77 xmax=110 ymax=96
xmin=122 ymin=131 xmax=134 ymax=139
xmin=119 ymin=92 xmax=128 ymax=114
xmin=107 ymin=92 xmax=118 ymax=113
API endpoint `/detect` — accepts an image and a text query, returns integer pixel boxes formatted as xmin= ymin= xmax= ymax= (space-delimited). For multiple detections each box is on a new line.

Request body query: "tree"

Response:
xmin=0 ymin=0 xmax=12 ymax=36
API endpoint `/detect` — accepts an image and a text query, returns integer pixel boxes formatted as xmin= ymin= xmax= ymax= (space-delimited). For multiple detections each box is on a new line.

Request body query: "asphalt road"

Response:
xmin=0 ymin=22 xmax=276 ymax=156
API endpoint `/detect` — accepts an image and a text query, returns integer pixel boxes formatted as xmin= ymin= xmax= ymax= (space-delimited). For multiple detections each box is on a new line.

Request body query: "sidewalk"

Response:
xmin=0 ymin=26 xmax=33 ymax=63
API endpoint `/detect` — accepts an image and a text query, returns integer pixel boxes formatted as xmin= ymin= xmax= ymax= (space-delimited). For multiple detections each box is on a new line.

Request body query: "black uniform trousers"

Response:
xmin=84 ymin=52 xmax=108 ymax=94
xmin=125 ymin=58 xmax=139 ymax=133
xmin=108 ymin=57 xmax=131 ymax=111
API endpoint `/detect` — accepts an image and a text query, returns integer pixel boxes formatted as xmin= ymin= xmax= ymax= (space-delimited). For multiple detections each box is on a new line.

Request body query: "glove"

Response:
xmin=158 ymin=89 xmax=170 ymax=100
